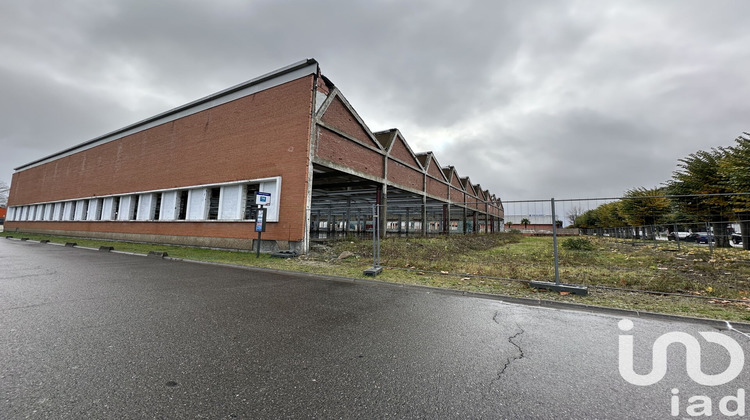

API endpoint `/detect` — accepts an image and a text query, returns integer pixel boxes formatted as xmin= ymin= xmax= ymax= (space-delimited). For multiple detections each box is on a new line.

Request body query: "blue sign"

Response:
xmin=256 ymin=192 xmax=271 ymax=206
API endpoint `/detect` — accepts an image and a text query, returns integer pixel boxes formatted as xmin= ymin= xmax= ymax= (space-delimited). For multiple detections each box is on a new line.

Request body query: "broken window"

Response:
xmin=244 ymin=183 xmax=260 ymax=220
xmin=177 ymin=191 xmax=188 ymax=220
xmin=207 ymin=187 xmax=220 ymax=220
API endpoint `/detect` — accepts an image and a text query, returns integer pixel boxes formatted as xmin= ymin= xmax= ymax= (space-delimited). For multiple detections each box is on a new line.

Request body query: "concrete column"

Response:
xmin=473 ymin=212 xmax=478 ymax=233
xmin=327 ymin=208 xmax=333 ymax=233
xmin=421 ymin=196 xmax=427 ymax=236
xmin=406 ymin=207 xmax=411 ymax=235
xmin=345 ymin=198 xmax=351 ymax=234
xmin=442 ymin=204 xmax=449 ymax=234
xmin=463 ymin=207 xmax=468 ymax=234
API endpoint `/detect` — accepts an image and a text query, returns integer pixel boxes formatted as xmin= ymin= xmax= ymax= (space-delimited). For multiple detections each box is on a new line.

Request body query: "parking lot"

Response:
xmin=2 ymin=238 xmax=749 ymax=419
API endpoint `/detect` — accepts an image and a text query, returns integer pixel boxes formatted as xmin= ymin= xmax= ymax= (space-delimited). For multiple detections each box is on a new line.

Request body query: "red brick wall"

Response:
xmin=450 ymin=187 xmax=465 ymax=204
xmin=426 ymin=177 xmax=449 ymax=200
xmin=8 ymin=75 xmax=315 ymax=242
xmin=7 ymin=220 xmax=293 ymax=239
xmin=316 ymin=127 xmax=384 ymax=178
xmin=387 ymin=159 xmax=422 ymax=191
xmin=320 ymin=96 xmax=380 ymax=149
xmin=389 ymin=136 xmax=420 ymax=168
xmin=450 ymin=176 xmax=463 ymax=190
xmin=423 ymin=158 xmax=441 ymax=181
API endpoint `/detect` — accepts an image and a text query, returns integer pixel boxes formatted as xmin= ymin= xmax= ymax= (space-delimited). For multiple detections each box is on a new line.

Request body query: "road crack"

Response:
xmin=492 ymin=311 xmax=525 ymax=382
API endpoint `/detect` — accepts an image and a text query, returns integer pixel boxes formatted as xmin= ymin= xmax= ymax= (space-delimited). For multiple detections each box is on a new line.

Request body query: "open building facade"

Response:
xmin=5 ymin=59 xmax=504 ymax=253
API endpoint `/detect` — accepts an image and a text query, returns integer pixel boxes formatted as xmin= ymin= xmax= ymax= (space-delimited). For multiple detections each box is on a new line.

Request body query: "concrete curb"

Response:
xmin=164 ymin=255 xmax=750 ymax=332
xmin=5 ymin=236 xmax=750 ymax=331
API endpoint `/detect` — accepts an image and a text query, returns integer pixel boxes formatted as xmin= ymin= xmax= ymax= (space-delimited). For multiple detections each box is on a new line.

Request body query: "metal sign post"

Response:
xmin=255 ymin=205 xmax=266 ymax=258
xmin=254 ymin=192 xmax=270 ymax=258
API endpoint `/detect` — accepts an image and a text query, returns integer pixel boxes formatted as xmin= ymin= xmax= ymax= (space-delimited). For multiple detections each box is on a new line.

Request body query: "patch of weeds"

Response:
xmin=561 ymin=237 xmax=595 ymax=251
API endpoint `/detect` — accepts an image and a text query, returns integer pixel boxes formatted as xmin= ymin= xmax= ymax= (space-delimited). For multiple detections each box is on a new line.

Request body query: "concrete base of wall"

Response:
xmin=8 ymin=227 xmax=305 ymax=254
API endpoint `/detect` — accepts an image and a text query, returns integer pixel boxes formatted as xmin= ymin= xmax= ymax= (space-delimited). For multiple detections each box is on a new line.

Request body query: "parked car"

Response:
xmin=667 ymin=232 xmax=691 ymax=241
xmin=694 ymin=232 xmax=714 ymax=244
xmin=732 ymin=233 xmax=743 ymax=245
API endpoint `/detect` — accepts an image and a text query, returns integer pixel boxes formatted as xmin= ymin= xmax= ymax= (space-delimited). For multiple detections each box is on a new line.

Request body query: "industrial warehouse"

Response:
xmin=4 ymin=59 xmax=504 ymax=253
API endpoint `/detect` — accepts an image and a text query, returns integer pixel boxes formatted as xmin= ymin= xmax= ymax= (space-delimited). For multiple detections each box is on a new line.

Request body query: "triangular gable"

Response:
xmin=441 ymin=166 xmax=452 ymax=181
xmin=474 ymin=185 xmax=486 ymax=200
xmin=415 ymin=152 xmax=430 ymax=168
xmin=318 ymin=89 xmax=383 ymax=150
xmin=461 ymin=177 xmax=477 ymax=196
xmin=373 ymin=130 xmax=396 ymax=150
xmin=445 ymin=166 xmax=465 ymax=190
xmin=388 ymin=131 xmax=423 ymax=169
xmin=425 ymin=153 xmax=448 ymax=182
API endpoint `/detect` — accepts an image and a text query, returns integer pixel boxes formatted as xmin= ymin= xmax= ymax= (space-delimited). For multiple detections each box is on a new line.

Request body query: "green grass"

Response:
xmin=4 ymin=231 xmax=750 ymax=322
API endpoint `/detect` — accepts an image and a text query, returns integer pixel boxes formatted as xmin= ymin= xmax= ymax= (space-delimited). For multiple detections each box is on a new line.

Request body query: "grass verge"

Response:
xmin=3 ymin=231 xmax=750 ymax=322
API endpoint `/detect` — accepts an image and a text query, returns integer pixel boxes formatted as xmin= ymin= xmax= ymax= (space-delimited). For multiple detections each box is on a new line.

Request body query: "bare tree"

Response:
xmin=0 ymin=180 xmax=8 ymax=207
xmin=566 ymin=206 xmax=584 ymax=227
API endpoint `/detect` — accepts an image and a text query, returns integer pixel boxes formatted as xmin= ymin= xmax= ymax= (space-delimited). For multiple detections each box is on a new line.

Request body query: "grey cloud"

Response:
xmin=1 ymin=0 xmax=749 ymax=204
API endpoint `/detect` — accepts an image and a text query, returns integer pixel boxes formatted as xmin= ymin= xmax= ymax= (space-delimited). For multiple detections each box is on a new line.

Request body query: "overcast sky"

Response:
xmin=1 ymin=0 xmax=748 ymax=205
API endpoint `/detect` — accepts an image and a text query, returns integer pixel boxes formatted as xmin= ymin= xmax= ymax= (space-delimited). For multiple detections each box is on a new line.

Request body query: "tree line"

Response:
xmin=573 ymin=132 xmax=750 ymax=249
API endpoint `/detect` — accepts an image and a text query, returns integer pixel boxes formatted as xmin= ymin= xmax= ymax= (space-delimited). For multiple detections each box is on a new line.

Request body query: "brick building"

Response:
xmin=5 ymin=59 xmax=504 ymax=253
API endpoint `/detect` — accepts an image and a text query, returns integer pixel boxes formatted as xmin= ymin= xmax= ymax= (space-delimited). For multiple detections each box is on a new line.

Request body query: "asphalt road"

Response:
xmin=1 ymin=238 xmax=749 ymax=419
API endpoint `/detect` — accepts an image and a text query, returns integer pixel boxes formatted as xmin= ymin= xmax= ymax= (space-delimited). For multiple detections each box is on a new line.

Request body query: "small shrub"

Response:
xmin=562 ymin=237 xmax=595 ymax=251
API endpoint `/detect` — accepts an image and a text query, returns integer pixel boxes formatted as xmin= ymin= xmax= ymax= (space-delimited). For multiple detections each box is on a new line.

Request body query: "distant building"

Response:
xmin=6 ymin=59 xmax=504 ymax=252
xmin=505 ymin=214 xmax=552 ymax=229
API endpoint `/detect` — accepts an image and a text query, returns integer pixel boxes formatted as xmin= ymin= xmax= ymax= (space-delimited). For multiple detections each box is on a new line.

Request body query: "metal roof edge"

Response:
xmin=15 ymin=58 xmax=319 ymax=171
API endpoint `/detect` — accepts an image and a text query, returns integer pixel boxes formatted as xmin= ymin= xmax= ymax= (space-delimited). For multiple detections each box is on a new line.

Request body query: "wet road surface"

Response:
xmin=1 ymin=239 xmax=749 ymax=419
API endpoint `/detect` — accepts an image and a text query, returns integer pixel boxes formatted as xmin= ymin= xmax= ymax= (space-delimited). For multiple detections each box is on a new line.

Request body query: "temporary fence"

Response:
xmin=310 ymin=192 xmax=749 ymax=297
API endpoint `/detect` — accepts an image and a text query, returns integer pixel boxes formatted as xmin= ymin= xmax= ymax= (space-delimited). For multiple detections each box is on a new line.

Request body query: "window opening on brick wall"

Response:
xmin=113 ymin=196 xmax=120 ymax=220
xmin=8 ymin=176 xmax=280 ymax=224
xmin=130 ymin=195 xmax=139 ymax=220
xmin=80 ymin=201 xmax=89 ymax=221
xmin=177 ymin=191 xmax=188 ymax=220
xmin=154 ymin=193 xmax=162 ymax=220
xmin=244 ymin=183 xmax=260 ymax=220
xmin=207 ymin=187 xmax=220 ymax=220
xmin=94 ymin=199 xmax=103 ymax=220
